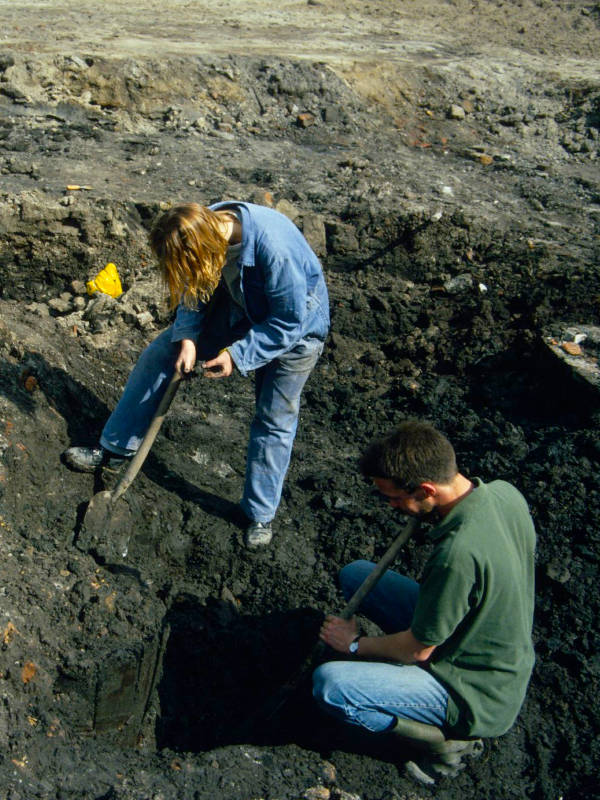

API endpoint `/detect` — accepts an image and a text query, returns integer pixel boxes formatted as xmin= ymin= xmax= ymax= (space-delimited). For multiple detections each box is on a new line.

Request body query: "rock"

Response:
xmin=563 ymin=328 xmax=587 ymax=344
xmin=322 ymin=104 xmax=341 ymax=123
xmin=321 ymin=761 xmax=336 ymax=785
xmin=443 ymin=273 xmax=473 ymax=294
xmin=136 ymin=311 xmax=155 ymax=329
xmin=449 ymin=104 xmax=466 ymax=120
xmin=301 ymin=212 xmax=327 ymax=258
xmin=275 ymin=199 xmax=301 ymax=222
xmin=0 ymin=52 xmax=15 ymax=72
xmin=326 ymin=221 xmax=359 ymax=254
xmin=70 ymin=280 xmax=87 ymax=295
xmin=250 ymin=189 xmax=274 ymax=207
xmin=297 ymin=112 xmax=316 ymax=127
xmin=561 ymin=341 xmax=583 ymax=356
xmin=304 ymin=788 xmax=329 ymax=800
xmin=25 ymin=302 xmax=50 ymax=318
xmin=48 ymin=297 xmax=72 ymax=315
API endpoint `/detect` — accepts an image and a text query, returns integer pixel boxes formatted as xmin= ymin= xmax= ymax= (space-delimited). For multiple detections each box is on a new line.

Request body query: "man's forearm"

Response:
xmin=355 ymin=629 xmax=436 ymax=664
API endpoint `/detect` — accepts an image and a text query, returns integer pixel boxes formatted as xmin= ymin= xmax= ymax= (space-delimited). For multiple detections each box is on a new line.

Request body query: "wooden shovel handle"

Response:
xmin=340 ymin=516 xmax=420 ymax=620
xmin=111 ymin=370 xmax=182 ymax=504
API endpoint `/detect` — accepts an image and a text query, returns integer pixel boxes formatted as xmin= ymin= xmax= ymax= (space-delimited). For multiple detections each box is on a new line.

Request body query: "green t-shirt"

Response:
xmin=411 ymin=478 xmax=536 ymax=738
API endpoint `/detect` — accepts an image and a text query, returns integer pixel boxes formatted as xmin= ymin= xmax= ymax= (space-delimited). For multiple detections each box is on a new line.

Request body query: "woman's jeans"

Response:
xmin=100 ymin=326 xmax=323 ymax=523
xmin=312 ymin=560 xmax=449 ymax=732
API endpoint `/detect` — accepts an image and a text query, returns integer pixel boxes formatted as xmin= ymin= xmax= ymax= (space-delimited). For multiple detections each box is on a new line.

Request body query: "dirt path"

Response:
xmin=1 ymin=0 xmax=599 ymax=64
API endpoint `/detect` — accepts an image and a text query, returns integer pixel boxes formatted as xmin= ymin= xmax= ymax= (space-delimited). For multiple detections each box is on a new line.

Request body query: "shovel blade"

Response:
xmin=78 ymin=490 xmax=133 ymax=560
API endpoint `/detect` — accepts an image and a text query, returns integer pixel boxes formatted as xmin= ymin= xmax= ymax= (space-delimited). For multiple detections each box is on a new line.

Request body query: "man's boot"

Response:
xmin=392 ymin=717 xmax=484 ymax=785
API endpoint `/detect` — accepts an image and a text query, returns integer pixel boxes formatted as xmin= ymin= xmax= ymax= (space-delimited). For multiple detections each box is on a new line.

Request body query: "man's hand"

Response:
xmin=319 ymin=614 xmax=359 ymax=653
xmin=320 ymin=614 xmax=437 ymax=663
xmin=176 ymin=339 xmax=197 ymax=374
xmin=202 ymin=349 xmax=233 ymax=379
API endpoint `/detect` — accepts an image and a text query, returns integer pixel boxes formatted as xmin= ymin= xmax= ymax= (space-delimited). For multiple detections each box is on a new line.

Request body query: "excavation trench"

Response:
xmin=0 ymin=200 xmax=599 ymax=799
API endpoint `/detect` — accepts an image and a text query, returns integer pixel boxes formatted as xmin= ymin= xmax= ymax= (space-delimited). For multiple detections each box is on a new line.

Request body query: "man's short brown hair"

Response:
xmin=359 ymin=420 xmax=457 ymax=489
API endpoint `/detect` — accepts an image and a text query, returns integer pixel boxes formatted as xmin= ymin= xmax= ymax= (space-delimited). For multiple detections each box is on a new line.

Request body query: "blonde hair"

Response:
xmin=150 ymin=203 xmax=228 ymax=310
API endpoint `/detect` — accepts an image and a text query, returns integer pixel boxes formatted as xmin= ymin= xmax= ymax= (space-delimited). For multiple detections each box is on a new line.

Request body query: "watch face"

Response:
xmin=349 ymin=640 xmax=359 ymax=654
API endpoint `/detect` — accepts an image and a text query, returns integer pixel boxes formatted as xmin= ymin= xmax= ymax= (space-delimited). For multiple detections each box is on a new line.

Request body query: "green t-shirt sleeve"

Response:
xmin=411 ymin=560 xmax=474 ymax=646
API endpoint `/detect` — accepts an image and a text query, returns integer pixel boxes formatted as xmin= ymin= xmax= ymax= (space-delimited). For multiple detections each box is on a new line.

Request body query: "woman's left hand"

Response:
xmin=202 ymin=349 xmax=234 ymax=379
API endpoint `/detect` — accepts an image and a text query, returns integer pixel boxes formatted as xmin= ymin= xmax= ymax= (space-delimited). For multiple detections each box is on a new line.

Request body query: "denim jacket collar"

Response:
xmin=210 ymin=201 xmax=255 ymax=268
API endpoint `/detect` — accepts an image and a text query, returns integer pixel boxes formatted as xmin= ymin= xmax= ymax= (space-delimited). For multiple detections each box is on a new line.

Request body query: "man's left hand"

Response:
xmin=202 ymin=350 xmax=233 ymax=379
xmin=319 ymin=614 xmax=358 ymax=653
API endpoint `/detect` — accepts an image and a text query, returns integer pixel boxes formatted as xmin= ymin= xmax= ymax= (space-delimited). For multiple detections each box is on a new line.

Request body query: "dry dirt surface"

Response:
xmin=0 ymin=1 xmax=600 ymax=799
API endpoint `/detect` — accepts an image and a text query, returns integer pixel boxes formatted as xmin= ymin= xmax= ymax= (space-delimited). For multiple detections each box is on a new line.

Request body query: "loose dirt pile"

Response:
xmin=0 ymin=1 xmax=599 ymax=798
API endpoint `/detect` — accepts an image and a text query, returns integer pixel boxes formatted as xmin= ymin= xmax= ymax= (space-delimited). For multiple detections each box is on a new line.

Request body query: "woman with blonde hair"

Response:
xmin=64 ymin=201 xmax=330 ymax=547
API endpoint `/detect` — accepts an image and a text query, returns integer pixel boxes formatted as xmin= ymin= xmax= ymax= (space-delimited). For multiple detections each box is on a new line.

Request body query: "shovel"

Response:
xmin=77 ymin=370 xmax=182 ymax=560
xmin=233 ymin=515 xmax=420 ymax=741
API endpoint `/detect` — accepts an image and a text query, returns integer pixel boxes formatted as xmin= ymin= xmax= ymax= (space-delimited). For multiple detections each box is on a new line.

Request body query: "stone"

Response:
xmin=297 ymin=112 xmax=316 ymax=127
xmin=70 ymin=280 xmax=87 ymax=295
xmin=275 ymin=199 xmax=301 ymax=222
xmin=449 ymin=104 xmax=466 ymax=120
xmin=327 ymin=221 xmax=359 ymax=254
xmin=301 ymin=212 xmax=327 ymax=257
xmin=136 ymin=311 xmax=155 ymax=329
xmin=48 ymin=297 xmax=72 ymax=315
xmin=444 ymin=274 xmax=473 ymax=294
xmin=561 ymin=341 xmax=583 ymax=356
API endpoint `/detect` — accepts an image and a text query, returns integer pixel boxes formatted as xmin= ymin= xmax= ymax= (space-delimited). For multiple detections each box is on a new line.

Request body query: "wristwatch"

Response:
xmin=349 ymin=635 xmax=361 ymax=654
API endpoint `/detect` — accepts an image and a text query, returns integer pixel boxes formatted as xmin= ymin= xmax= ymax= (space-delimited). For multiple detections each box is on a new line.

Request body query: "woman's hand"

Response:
xmin=175 ymin=339 xmax=197 ymax=374
xmin=319 ymin=614 xmax=359 ymax=653
xmin=202 ymin=349 xmax=233 ymax=379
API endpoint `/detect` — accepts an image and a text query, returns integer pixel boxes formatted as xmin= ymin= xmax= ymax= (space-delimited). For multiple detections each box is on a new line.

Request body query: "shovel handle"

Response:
xmin=111 ymin=370 xmax=182 ymax=504
xmin=340 ymin=516 xmax=420 ymax=620
xmin=310 ymin=515 xmax=419 ymax=660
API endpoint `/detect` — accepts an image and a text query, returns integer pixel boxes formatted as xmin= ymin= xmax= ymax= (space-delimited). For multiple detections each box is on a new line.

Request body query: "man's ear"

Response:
xmin=418 ymin=482 xmax=438 ymax=498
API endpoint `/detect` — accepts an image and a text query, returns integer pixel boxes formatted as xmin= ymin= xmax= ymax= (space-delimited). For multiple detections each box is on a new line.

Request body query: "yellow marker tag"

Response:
xmin=86 ymin=262 xmax=123 ymax=298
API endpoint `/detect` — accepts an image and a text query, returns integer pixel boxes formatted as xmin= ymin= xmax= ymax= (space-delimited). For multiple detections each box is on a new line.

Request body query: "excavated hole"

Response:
xmin=155 ymin=595 xmax=323 ymax=752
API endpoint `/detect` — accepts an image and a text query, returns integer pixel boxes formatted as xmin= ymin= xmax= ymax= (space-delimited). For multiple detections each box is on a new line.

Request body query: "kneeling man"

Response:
xmin=313 ymin=420 xmax=535 ymax=782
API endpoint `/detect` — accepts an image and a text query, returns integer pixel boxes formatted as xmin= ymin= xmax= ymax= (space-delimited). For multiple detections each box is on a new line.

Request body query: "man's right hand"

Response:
xmin=319 ymin=614 xmax=359 ymax=653
xmin=175 ymin=338 xmax=197 ymax=374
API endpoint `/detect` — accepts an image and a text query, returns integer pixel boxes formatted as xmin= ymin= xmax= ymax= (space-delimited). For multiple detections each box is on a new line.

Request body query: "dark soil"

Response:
xmin=0 ymin=2 xmax=600 ymax=798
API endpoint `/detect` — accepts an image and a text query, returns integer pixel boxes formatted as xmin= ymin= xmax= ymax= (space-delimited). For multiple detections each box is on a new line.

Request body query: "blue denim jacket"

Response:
xmin=171 ymin=201 xmax=330 ymax=376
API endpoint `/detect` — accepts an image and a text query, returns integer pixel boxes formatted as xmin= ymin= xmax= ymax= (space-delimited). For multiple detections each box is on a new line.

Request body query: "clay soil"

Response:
xmin=0 ymin=1 xmax=600 ymax=798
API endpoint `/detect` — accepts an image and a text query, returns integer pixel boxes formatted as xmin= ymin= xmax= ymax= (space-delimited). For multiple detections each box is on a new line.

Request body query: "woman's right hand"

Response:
xmin=175 ymin=338 xmax=197 ymax=374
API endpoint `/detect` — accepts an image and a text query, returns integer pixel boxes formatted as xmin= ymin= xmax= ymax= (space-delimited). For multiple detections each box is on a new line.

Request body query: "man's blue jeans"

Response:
xmin=100 ymin=326 xmax=323 ymax=524
xmin=312 ymin=560 xmax=449 ymax=732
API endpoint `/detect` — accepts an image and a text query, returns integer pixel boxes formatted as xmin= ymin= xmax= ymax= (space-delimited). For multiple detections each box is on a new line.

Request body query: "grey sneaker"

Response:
xmin=63 ymin=446 xmax=127 ymax=473
xmin=245 ymin=521 xmax=273 ymax=548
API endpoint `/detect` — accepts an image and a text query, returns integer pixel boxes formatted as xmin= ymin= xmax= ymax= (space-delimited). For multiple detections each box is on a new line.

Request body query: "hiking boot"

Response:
xmin=392 ymin=717 xmax=483 ymax=784
xmin=405 ymin=739 xmax=484 ymax=784
xmin=245 ymin=520 xmax=273 ymax=548
xmin=63 ymin=446 xmax=128 ymax=473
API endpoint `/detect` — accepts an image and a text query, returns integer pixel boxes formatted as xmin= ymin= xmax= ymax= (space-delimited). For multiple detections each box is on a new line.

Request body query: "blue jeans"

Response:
xmin=100 ymin=326 xmax=323 ymax=523
xmin=312 ymin=560 xmax=449 ymax=732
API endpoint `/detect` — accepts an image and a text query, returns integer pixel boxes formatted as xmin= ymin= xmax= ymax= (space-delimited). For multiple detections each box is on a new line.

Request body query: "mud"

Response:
xmin=0 ymin=1 xmax=600 ymax=798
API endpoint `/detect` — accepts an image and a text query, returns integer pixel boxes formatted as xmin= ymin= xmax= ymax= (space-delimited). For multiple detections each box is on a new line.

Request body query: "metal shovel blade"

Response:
xmin=78 ymin=489 xmax=134 ymax=560
xmin=76 ymin=370 xmax=182 ymax=561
